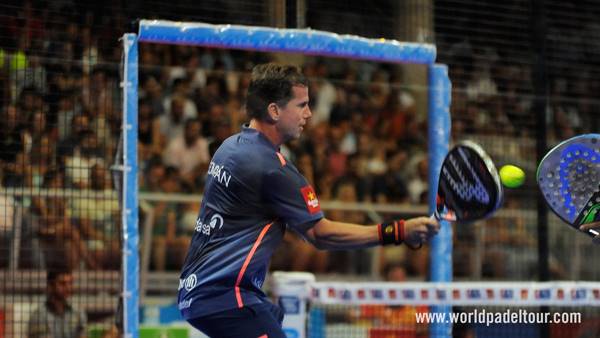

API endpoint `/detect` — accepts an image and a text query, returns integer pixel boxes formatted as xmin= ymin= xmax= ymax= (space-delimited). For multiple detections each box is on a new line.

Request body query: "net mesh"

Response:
xmin=3 ymin=0 xmax=600 ymax=336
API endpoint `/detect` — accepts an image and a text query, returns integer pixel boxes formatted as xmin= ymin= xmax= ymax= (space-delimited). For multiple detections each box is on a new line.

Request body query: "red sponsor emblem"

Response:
xmin=301 ymin=186 xmax=321 ymax=214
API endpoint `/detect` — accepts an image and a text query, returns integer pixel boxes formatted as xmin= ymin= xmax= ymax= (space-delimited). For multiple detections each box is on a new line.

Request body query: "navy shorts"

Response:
xmin=187 ymin=301 xmax=286 ymax=338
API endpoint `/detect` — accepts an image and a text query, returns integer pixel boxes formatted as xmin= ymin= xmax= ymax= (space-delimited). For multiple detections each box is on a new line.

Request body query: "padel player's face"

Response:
xmin=277 ymin=85 xmax=311 ymax=141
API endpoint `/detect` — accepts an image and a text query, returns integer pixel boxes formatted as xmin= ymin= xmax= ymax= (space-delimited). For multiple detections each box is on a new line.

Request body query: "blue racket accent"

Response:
xmin=558 ymin=144 xmax=600 ymax=221
xmin=538 ymin=134 xmax=600 ymax=237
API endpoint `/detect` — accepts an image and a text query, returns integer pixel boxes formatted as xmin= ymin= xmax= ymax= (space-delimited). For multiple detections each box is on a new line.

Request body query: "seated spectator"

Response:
xmin=162 ymin=118 xmax=209 ymax=189
xmin=57 ymin=114 xmax=91 ymax=159
xmin=27 ymin=267 xmax=87 ymax=338
xmin=2 ymin=150 xmax=32 ymax=189
xmin=0 ymin=105 xmax=26 ymax=166
xmin=151 ymin=166 xmax=189 ymax=270
xmin=328 ymin=179 xmax=369 ymax=274
xmin=138 ymin=98 xmax=162 ymax=161
xmin=140 ymin=155 xmax=166 ymax=192
xmin=0 ymin=187 xmax=15 ymax=268
xmin=378 ymin=150 xmax=409 ymax=203
xmin=29 ymin=133 xmax=56 ymax=188
xmin=158 ymin=93 xmax=195 ymax=142
xmin=162 ymin=77 xmax=198 ymax=118
xmin=70 ymin=163 xmax=120 ymax=269
xmin=64 ymin=129 xmax=104 ymax=189
xmin=208 ymin=118 xmax=233 ymax=157
xmin=30 ymin=170 xmax=99 ymax=269
xmin=407 ymin=156 xmax=428 ymax=204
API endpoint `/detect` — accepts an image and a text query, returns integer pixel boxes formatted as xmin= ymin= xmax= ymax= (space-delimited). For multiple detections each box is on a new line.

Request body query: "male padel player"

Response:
xmin=178 ymin=63 xmax=439 ymax=338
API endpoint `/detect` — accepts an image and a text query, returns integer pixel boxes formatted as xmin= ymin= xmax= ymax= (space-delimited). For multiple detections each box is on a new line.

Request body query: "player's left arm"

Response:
xmin=580 ymin=222 xmax=600 ymax=244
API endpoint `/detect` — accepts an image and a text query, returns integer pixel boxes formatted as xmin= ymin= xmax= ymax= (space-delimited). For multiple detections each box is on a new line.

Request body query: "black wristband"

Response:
xmin=378 ymin=221 xmax=402 ymax=245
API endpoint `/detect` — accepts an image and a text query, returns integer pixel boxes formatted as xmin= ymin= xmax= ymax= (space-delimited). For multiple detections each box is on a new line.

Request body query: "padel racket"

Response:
xmin=434 ymin=140 xmax=504 ymax=222
xmin=537 ymin=134 xmax=600 ymax=237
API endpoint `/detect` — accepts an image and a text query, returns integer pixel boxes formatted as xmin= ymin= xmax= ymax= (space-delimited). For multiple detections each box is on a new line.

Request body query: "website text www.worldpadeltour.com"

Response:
xmin=415 ymin=309 xmax=581 ymax=325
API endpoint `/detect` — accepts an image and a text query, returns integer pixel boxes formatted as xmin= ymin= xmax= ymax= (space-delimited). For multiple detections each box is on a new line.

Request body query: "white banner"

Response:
xmin=310 ymin=281 xmax=600 ymax=306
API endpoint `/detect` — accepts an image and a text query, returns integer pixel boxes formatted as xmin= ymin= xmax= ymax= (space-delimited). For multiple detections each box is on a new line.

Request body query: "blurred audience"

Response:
xmin=0 ymin=1 xmax=597 ymax=281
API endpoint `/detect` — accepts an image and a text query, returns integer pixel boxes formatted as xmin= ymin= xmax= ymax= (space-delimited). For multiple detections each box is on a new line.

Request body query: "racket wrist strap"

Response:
xmin=378 ymin=220 xmax=404 ymax=245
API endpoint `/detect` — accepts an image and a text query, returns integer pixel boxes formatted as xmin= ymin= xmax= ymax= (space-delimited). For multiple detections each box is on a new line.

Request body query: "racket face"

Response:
xmin=435 ymin=140 xmax=504 ymax=222
xmin=537 ymin=134 xmax=600 ymax=236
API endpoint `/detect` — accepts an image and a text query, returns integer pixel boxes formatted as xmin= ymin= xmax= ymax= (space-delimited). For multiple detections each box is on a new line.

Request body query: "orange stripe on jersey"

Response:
xmin=234 ymin=222 xmax=274 ymax=308
xmin=276 ymin=152 xmax=286 ymax=166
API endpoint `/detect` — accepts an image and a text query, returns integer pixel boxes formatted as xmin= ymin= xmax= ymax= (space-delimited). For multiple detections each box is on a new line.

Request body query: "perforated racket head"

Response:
xmin=435 ymin=140 xmax=504 ymax=223
xmin=537 ymin=134 xmax=600 ymax=237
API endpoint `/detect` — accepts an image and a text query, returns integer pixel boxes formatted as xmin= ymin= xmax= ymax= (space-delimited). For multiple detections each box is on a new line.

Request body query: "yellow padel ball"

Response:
xmin=499 ymin=165 xmax=525 ymax=188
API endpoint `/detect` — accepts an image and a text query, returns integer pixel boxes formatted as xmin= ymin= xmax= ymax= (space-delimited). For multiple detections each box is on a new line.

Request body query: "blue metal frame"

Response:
xmin=123 ymin=20 xmax=451 ymax=338
xmin=122 ymin=33 xmax=140 ymax=338
xmin=428 ymin=64 xmax=452 ymax=337
xmin=137 ymin=20 xmax=436 ymax=64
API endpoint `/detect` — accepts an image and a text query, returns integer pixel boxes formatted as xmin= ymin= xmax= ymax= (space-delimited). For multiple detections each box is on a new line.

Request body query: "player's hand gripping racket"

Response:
xmin=434 ymin=140 xmax=504 ymax=222
xmin=537 ymin=134 xmax=600 ymax=237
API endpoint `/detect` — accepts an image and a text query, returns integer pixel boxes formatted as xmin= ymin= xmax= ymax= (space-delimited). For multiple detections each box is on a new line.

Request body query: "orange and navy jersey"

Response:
xmin=178 ymin=125 xmax=324 ymax=319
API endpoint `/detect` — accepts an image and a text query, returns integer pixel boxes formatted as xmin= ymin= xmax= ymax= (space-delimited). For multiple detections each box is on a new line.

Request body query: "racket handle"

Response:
xmin=433 ymin=209 xmax=456 ymax=222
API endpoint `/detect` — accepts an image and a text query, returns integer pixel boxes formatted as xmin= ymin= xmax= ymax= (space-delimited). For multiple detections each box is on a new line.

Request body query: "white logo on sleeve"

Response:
xmin=178 ymin=274 xmax=198 ymax=291
xmin=207 ymin=161 xmax=231 ymax=187
xmin=195 ymin=214 xmax=224 ymax=235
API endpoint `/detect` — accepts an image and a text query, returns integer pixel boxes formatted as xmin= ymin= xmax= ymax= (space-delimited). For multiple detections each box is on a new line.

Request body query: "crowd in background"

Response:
xmin=0 ymin=1 xmax=598 ymax=281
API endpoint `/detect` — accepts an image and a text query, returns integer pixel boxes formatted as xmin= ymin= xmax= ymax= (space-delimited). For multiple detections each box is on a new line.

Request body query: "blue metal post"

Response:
xmin=428 ymin=64 xmax=452 ymax=338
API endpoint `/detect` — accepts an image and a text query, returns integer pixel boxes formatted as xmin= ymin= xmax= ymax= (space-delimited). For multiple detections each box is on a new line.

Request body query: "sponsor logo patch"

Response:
xmin=195 ymin=213 xmax=224 ymax=235
xmin=178 ymin=274 xmax=198 ymax=292
xmin=300 ymin=185 xmax=321 ymax=214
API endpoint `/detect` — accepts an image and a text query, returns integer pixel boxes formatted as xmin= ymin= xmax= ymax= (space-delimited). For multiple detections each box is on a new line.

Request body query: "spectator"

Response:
xmin=379 ymin=150 xmax=410 ymax=203
xmin=208 ymin=118 xmax=233 ymax=157
xmin=138 ymin=98 xmax=163 ymax=161
xmin=162 ymin=78 xmax=198 ymax=120
xmin=29 ymin=133 xmax=55 ymax=188
xmin=71 ymin=163 xmax=120 ymax=270
xmin=407 ymin=156 xmax=428 ymax=204
xmin=0 ymin=187 xmax=15 ymax=268
xmin=140 ymin=155 xmax=166 ymax=192
xmin=56 ymin=94 xmax=79 ymax=142
xmin=0 ymin=105 xmax=25 ymax=165
xmin=57 ymin=114 xmax=91 ymax=159
xmin=64 ymin=129 xmax=104 ymax=189
xmin=158 ymin=94 xmax=193 ymax=142
xmin=30 ymin=170 xmax=99 ymax=270
xmin=162 ymin=118 xmax=209 ymax=188
xmin=27 ymin=267 xmax=87 ymax=338
xmin=328 ymin=179 xmax=368 ymax=274
xmin=151 ymin=166 xmax=189 ymax=270
xmin=140 ymin=76 xmax=165 ymax=118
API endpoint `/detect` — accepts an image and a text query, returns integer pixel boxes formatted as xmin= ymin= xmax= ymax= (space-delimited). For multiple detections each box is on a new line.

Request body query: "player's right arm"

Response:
xmin=302 ymin=217 xmax=439 ymax=250
xmin=580 ymin=222 xmax=600 ymax=244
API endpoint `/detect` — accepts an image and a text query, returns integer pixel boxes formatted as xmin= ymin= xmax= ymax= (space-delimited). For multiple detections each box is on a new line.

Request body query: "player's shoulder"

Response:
xmin=227 ymin=132 xmax=287 ymax=167
xmin=216 ymin=133 xmax=286 ymax=170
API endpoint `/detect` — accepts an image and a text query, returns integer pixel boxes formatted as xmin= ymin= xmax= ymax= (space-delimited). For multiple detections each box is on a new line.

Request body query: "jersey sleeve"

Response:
xmin=262 ymin=166 xmax=324 ymax=233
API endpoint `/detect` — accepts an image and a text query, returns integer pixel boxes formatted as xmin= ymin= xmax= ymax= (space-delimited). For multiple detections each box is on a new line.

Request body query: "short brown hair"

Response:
xmin=245 ymin=63 xmax=308 ymax=121
xmin=47 ymin=266 xmax=72 ymax=284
